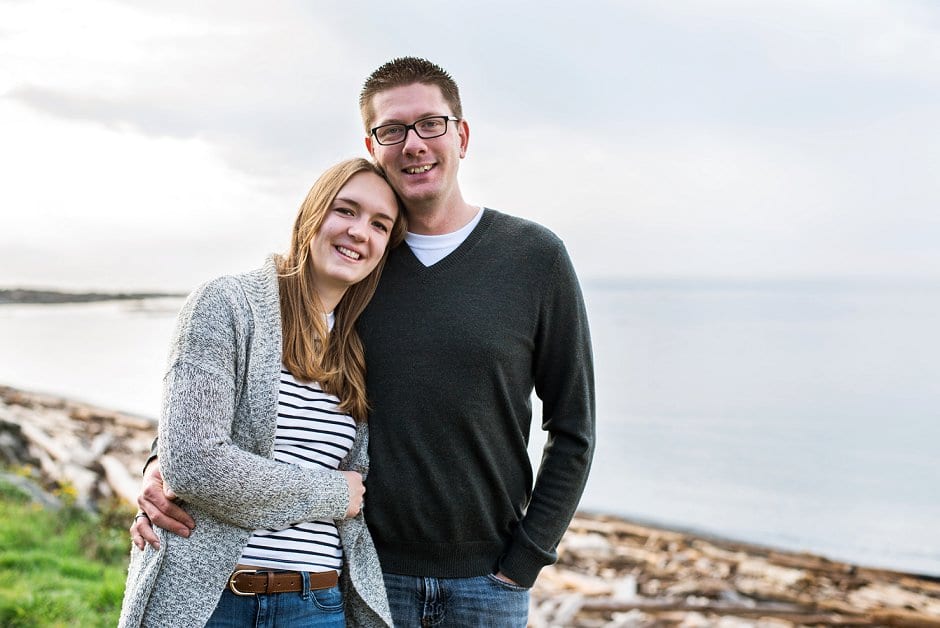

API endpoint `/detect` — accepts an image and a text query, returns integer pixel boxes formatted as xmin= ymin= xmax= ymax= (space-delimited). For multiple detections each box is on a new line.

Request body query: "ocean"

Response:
xmin=1 ymin=280 xmax=938 ymax=575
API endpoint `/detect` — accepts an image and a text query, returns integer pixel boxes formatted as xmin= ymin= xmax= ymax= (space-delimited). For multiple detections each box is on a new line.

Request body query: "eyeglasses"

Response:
xmin=370 ymin=116 xmax=459 ymax=146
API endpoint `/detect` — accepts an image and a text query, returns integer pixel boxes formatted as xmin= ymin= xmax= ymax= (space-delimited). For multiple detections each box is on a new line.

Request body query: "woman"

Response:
xmin=119 ymin=158 xmax=405 ymax=627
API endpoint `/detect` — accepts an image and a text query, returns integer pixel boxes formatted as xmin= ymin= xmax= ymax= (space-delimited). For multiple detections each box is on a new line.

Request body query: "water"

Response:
xmin=1 ymin=282 xmax=938 ymax=575
xmin=0 ymin=299 xmax=180 ymax=418
xmin=579 ymin=280 xmax=940 ymax=576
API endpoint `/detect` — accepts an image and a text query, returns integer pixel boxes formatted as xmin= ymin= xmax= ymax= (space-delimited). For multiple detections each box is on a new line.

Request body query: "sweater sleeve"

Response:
xmin=339 ymin=421 xmax=370 ymax=478
xmin=158 ymin=280 xmax=350 ymax=530
xmin=498 ymin=244 xmax=596 ymax=587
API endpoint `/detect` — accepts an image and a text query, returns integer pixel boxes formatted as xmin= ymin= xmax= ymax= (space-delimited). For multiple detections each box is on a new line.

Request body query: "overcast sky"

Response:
xmin=2 ymin=0 xmax=939 ymax=290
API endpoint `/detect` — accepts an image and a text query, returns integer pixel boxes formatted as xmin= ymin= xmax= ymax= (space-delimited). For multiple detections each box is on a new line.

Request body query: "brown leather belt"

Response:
xmin=227 ymin=569 xmax=338 ymax=596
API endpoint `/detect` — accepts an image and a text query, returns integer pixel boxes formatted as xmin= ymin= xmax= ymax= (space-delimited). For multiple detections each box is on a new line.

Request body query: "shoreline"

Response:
xmin=576 ymin=508 xmax=940 ymax=585
xmin=0 ymin=288 xmax=184 ymax=305
xmin=1 ymin=384 xmax=939 ymax=625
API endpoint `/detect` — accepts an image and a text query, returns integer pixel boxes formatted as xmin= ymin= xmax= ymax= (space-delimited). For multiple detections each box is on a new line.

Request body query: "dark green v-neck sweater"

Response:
xmin=358 ymin=208 xmax=595 ymax=587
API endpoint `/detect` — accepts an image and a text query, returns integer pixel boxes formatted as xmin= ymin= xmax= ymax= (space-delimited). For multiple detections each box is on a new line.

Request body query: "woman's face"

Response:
xmin=308 ymin=171 xmax=398 ymax=298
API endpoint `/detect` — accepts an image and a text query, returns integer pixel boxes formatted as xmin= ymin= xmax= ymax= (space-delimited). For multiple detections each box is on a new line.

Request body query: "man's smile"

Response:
xmin=403 ymin=164 xmax=434 ymax=175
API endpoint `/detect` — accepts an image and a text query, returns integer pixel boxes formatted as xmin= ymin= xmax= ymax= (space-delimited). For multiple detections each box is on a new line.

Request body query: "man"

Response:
xmin=133 ymin=57 xmax=595 ymax=626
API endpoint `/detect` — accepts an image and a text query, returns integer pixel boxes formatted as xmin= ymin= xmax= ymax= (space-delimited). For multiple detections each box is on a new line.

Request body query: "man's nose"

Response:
xmin=401 ymin=127 xmax=427 ymax=153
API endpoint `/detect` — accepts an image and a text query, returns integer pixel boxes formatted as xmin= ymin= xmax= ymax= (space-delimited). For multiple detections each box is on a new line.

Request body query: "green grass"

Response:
xmin=0 ymin=475 xmax=134 ymax=627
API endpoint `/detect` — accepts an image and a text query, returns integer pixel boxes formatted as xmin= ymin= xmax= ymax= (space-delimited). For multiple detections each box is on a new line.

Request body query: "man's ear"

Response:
xmin=365 ymin=135 xmax=375 ymax=157
xmin=458 ymin=119 xmax=470 ymax=159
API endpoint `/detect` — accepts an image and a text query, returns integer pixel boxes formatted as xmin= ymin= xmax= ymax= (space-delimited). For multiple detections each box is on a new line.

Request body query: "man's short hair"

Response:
xmin=359 ymin=57 xmax=462 ymax=132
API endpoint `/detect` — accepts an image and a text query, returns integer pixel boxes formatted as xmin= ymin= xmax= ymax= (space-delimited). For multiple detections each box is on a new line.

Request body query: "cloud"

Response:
xmin=465 ymin=98 xmax=940 ymax=279
xmin=1 ymin=0 xmax=378 ymax=176
xmin=2 ymin=1 xmax=938 ymax=287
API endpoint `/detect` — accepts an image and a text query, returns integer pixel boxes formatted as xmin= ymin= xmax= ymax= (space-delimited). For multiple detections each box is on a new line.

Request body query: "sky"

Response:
xmin=2 ymin=0 xmax=939 ymax=291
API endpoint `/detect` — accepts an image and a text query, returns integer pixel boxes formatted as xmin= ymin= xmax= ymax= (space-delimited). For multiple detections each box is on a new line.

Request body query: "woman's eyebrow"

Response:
xmin=371 ymin=210 xmax=397 ymax=223
xmin=332 ymin=196 xmax=361 ymax=207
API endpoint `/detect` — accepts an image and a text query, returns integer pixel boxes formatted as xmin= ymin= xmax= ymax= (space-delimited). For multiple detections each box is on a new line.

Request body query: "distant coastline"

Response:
xmin=0 ymin=288 xmax=184 ymax=305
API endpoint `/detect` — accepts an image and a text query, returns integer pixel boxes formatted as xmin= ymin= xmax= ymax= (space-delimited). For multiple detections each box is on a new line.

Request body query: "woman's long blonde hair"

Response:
xmin=277 ymin=158 xmax=406 ymax=422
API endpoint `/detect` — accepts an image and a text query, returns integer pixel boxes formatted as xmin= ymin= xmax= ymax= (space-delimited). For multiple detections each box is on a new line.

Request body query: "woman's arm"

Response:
xmin=157 ymin=277 xmax=354 ymax=530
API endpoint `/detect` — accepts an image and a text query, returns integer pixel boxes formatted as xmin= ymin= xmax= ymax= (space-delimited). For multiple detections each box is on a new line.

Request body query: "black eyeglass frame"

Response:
xmin=370 ymin=116 xmax=460 ymax=146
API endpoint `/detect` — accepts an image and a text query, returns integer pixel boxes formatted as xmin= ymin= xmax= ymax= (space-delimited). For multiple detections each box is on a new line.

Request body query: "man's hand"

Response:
xmin=130 ymin=460 xmax=196 ymax=550
xmin=493 ymin=572 xmax=521 ymax=586
xmin=342 ymin=470 xmax=365 ymax=518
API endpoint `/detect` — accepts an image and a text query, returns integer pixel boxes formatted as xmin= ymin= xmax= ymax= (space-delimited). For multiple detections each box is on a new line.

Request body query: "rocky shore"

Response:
xmin=531 ymin=515 xmax=940 ymax=626
xmin=0 ymin=385 xmax=155 ymax=509
xmin=1 ymin=384 xmax=938 ymax=627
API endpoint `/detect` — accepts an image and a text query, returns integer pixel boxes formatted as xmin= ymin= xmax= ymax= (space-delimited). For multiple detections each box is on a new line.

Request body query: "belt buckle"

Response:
xmin=228 ymin=569 xmax=258 ymax=596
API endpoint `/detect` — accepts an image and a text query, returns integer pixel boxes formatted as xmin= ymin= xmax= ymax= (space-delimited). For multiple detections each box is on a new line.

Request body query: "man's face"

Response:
xmin=365 ymin=83 xmax=468 ymax=210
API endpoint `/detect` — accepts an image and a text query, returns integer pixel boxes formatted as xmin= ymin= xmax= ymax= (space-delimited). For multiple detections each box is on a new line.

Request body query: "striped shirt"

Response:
xmin=237 ymin=366 xmax=356 ymax=573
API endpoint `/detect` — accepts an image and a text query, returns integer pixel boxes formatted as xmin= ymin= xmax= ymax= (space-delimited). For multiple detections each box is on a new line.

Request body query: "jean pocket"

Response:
xmin=485 ymin=573 xmax=530 ymax=592
xmin=310 ymin=584 xmax=344 ymax=612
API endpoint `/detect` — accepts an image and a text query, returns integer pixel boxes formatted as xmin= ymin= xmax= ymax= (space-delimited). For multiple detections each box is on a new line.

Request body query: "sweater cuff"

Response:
xmin=498 ymin=522 xmax=557 ymax=588
xmin=143 ymin=437 xmax=159 ymax=475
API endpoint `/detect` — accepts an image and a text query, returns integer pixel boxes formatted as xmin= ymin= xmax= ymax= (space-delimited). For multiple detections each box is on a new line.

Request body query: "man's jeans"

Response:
xmin=383 ymin=572 xmax=529 ymax=627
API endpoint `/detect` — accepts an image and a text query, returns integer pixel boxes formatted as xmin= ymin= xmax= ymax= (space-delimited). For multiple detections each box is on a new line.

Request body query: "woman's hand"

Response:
xmin=341 ymin=470 xmax=365 ymax=518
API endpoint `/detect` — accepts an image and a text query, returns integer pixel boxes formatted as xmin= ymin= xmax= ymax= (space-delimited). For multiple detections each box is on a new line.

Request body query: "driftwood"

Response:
xmin=1 ymin=384 xmax=939 ymax=627
xmin=0 ymin=385 xmax=154 ymax=510
xmin=531 ymin=514 xmax=940 ymax=627
xmin=99 ymin=453 xmax=143 ymax=505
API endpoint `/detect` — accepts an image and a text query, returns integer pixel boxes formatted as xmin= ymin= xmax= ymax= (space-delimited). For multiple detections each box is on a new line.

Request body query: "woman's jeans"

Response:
xmin=383 ymin=572 xmax=529 ymax=627
xmin=204 ymin=571 xmax=344 ymax=628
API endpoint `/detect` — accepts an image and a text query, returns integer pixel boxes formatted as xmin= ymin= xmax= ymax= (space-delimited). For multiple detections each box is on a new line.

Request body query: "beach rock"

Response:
xmin=0 ymin=418 xmax=36 ymax=467
xmin=0 ymin=470 xmax=61 ymax=509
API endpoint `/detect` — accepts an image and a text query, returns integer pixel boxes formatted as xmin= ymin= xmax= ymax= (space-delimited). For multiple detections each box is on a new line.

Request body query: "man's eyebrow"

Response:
xmin=376 ymin=112 xmax=443 ymax=125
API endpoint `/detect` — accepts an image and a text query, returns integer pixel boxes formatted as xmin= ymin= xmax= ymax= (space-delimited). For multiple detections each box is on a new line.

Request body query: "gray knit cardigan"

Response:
xmin=118 ymin=258 xmax=392 ymax=627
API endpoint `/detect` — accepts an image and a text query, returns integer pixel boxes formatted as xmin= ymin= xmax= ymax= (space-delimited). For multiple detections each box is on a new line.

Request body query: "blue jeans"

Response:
xmin=205 ymin=572 xmax=344 ymax=628
xmin=383 ymin=573 xmax=529 ymax=627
